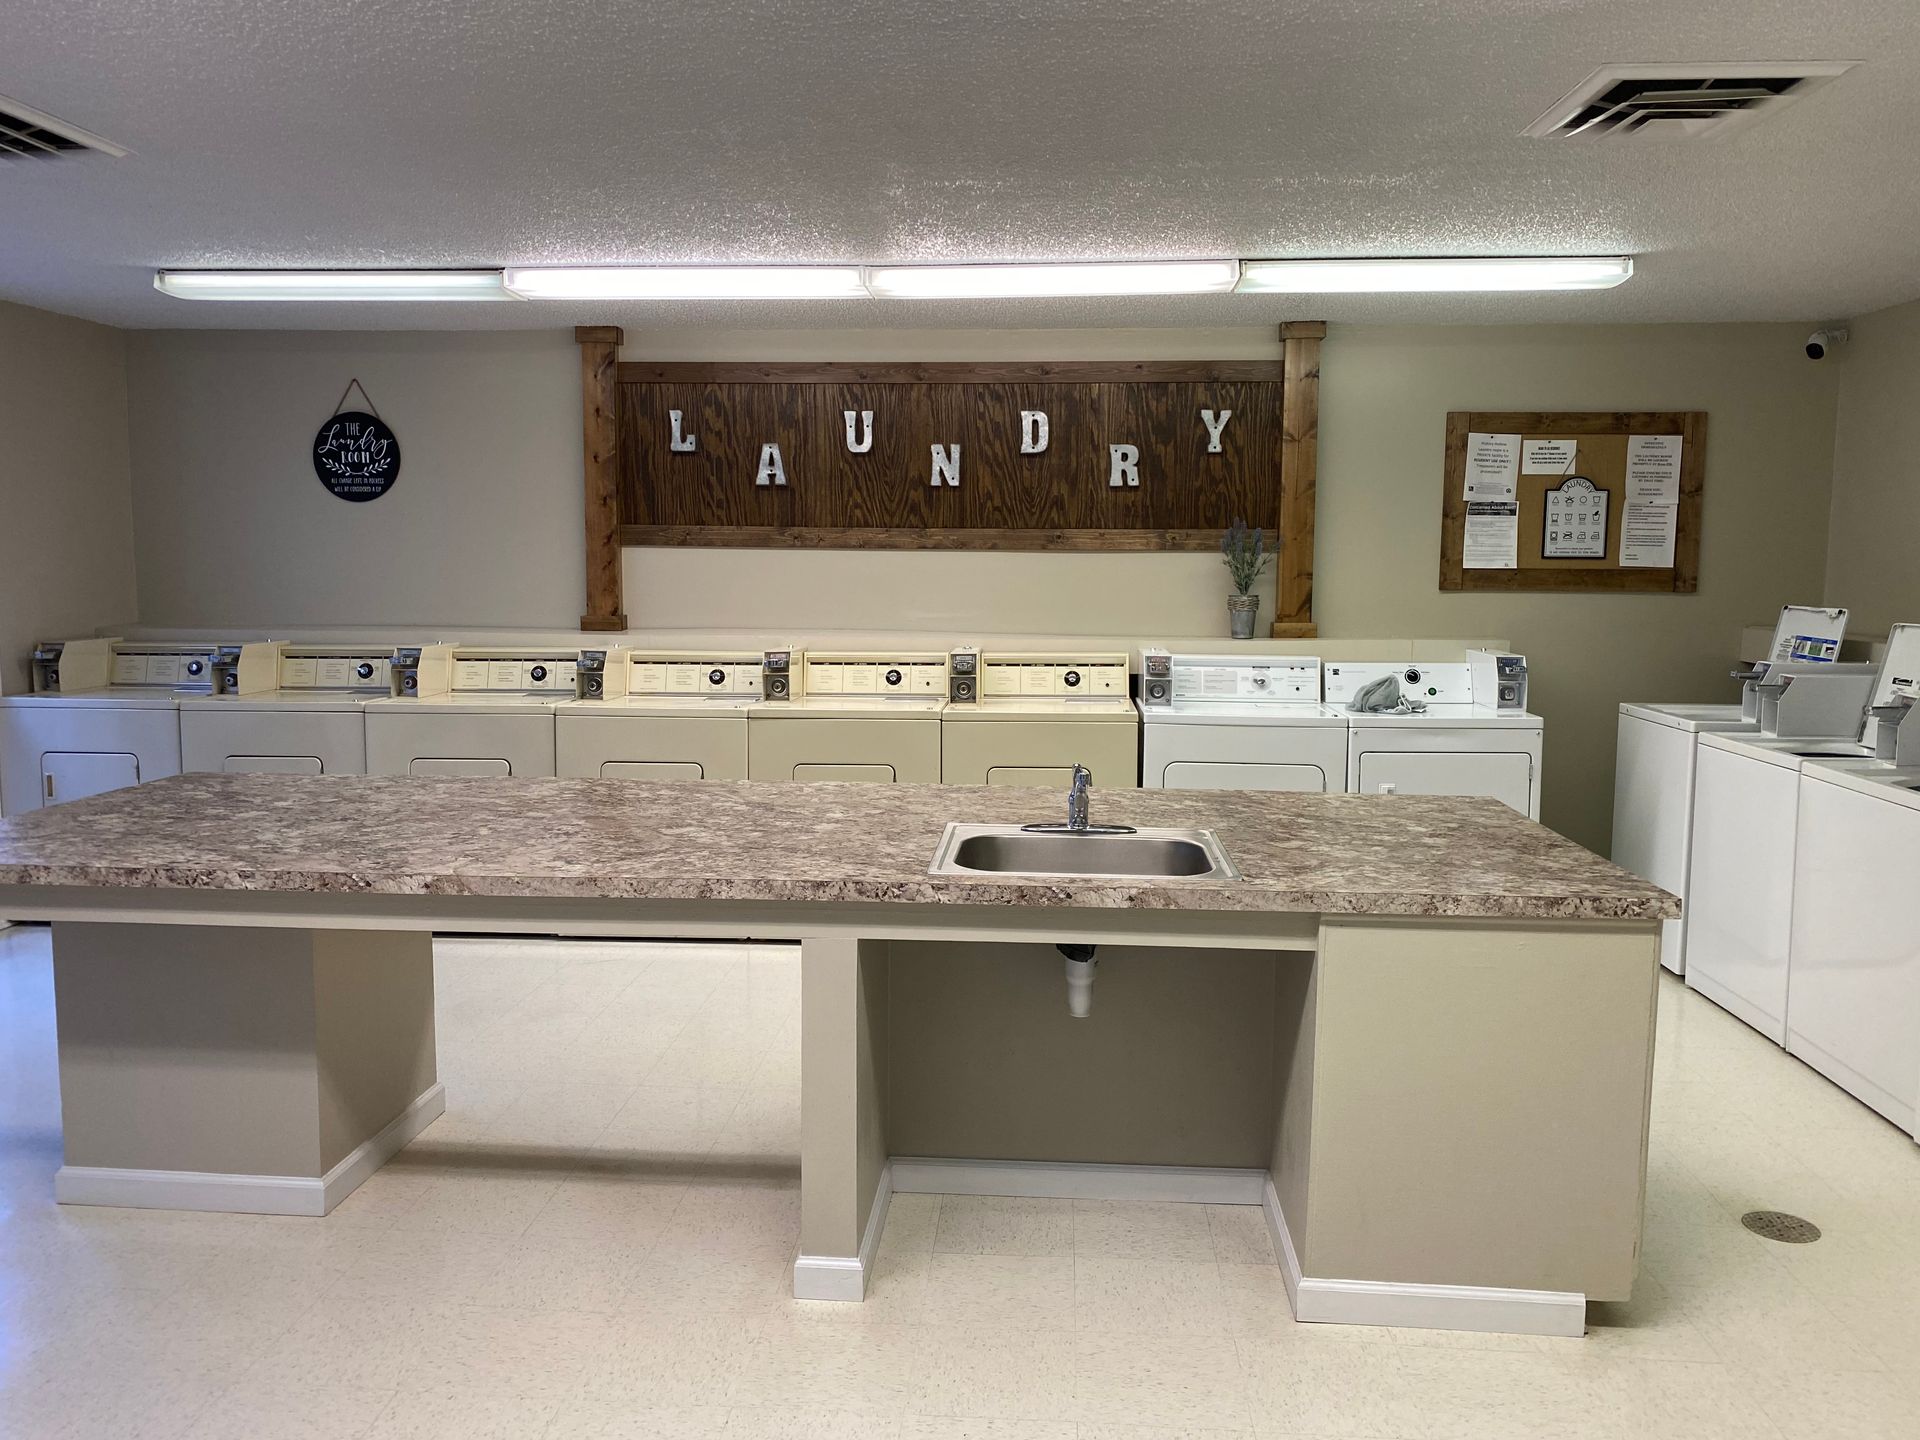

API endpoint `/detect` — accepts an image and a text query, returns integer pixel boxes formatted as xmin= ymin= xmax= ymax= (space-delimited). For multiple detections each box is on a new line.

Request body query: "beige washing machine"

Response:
xmin=557 ymin=648 xmax=771 ymax=781
xmin=365 ymin=645 xmax=576 ymax=778
xmin=0 ymin=637 xmax=227 ymax=813
xmin=748 ymin=650 xmax=945 ymax=783
xmin=941 ymin=650 xmax=1138 ymax=788
xmin=180 ymin=642 xmax=403 ymax=776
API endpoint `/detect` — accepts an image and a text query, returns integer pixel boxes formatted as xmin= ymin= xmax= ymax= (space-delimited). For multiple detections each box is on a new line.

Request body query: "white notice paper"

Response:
xmin=1464 ymin=501 xmax=1519 ymax=569
xmin=1621 ymin=434 xmax=1683 ymax=567
xmin=1523 ymin=438 xmax=1578 ymax=474
xmin=1464 ymin=432 xmax=1520 ymax=501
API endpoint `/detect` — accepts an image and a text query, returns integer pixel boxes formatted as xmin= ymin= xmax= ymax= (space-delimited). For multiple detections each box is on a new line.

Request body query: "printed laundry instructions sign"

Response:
xmin=1522 ymin=438 xmax=1578 ymax=474
xmin=1542 ymin=475 xmax=1609 ymax=559
xmin=1620 ymin=434 xmax=1682 ymax=567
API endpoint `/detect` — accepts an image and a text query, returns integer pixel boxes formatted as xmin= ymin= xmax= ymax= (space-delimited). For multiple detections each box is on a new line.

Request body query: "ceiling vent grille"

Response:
xmin=1524 ymin=62 xmax=1858 ymax=140
xmin=0 ymin=94 xmax=126 ymax=159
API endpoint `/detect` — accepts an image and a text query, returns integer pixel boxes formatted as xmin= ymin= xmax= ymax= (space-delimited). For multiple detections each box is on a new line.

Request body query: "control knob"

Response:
xmin=885 ymin=668 xmax=903 ymax=687
xmin=1062 ymin=670 xmax=1081 ymax=688
xmin=708 ymin=668 xmax=726 ymax=687
xmin=356 ymin=662 xmax=375 ymax=680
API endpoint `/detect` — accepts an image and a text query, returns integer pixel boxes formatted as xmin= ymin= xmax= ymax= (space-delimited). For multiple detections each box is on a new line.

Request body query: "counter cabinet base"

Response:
xmin=50 ymin=921 xmax=439 ymax=1217
xmin=794 ymin=921 xmax=1657 ymax=1338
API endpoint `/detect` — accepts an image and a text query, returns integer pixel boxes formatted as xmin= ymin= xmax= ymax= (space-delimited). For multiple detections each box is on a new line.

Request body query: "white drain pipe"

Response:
xmin=1058 ymin=944 xmax=1098 ymax=1018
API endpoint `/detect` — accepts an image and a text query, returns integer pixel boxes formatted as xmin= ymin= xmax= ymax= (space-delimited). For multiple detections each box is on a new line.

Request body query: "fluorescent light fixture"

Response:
xmin=1234 ymin=256 xmax=1633 ymax=293
xmin=154 ymin=270 xmax=517 ymax=301
xmin=503 ymin=266 xmax=868 ymax=300
xmin=864 ymin=259 xmax=1241 ymax=299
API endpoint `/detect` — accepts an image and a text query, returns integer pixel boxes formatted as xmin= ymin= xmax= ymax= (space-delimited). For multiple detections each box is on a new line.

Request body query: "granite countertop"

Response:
xmin=0 ymin=774 xmax=1677 ymax=920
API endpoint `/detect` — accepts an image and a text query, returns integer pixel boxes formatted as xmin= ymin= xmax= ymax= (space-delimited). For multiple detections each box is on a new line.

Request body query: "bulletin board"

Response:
xmin=1439 ymin=411 xmax=1707 ymax=593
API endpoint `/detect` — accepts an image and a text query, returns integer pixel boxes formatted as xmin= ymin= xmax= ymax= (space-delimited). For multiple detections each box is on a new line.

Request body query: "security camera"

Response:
xmin=1805 ymin=327 xmax=1850 ymax=360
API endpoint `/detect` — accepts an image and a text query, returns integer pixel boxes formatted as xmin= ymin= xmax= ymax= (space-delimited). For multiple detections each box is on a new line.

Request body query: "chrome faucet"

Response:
xmin=1021 ymin=764 xmax=1136 ymax=836
xmin=1067 ymin=764 xmax=1091 ymax=830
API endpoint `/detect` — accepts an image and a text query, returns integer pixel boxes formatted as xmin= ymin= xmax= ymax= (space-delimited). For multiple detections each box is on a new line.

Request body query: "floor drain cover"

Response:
xmin=1741 ymin=1210 xmax=1821 ymax=1243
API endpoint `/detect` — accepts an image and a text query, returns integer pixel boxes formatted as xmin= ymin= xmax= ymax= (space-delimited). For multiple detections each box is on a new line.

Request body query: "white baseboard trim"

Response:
xmin=320 ymin=1081 xmax=447 ymax=1213
xmin=55 ymin=1081 xmax=446 ymax=1218
xmin=1261 ymin=1174 xmax=1586 ymax=1338
xmin=794 ymin=1161 xmax=893 ymax=1302
xmin=890 ymin=1156 xmax=1267 ymax=1205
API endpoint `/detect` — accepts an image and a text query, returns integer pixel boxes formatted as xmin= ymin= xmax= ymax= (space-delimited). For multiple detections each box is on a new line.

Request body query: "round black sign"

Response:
xmin=312 ymin=410 xmax=400 ymax=502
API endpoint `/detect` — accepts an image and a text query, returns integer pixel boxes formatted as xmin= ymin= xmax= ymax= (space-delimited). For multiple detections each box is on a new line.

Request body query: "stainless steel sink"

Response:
xmin=929 ymin=823 xmax=1238 ymax=880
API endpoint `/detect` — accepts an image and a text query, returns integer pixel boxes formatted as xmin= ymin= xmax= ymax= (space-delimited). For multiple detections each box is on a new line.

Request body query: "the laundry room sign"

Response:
xmin=312 ymin=379 xmax=400 ymax=502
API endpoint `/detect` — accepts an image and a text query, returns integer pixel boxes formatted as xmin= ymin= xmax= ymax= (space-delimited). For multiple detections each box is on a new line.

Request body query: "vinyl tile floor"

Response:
xmin=3 ymin=926 xmax=1920 ymax=1438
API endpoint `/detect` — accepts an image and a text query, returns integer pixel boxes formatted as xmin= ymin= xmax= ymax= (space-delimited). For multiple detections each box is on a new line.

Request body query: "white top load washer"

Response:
xmin=941 ymin=650 xmax=1138 ymax=789
xmin=1326 ymin=652 xmax=1543 ymax=819
xmin=1683 ymin=624 xmax=1920 ymax=1041
xmin=365 ymin=645 xmax=577 ymax=778
xmin=1788 ymin=756 xmax=1920 ymax=1135
xmin=1611 ymin=606 xmax=1871 ymax=976
xmin=179 ymin=643 xmax=400 ymax=776
xmin=557 ymin=648 xmax=768 ymax=782
xmin=0 ymin=637 xmax=227 ymax=813
xmin=747 ymin=651 xmax=946 ymax=784
xmin=1138 ymin=652 xmax=1346 ymax=792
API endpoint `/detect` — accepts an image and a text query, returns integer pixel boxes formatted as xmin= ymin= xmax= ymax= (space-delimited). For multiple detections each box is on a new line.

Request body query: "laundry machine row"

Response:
xmin=1684 ymin=622 xmax=1920 ymax=1050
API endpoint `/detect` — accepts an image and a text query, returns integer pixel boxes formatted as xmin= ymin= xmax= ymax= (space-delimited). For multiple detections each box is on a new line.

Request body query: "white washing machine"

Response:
xmin=0 ymin=637 xmax=225 ymax=813
xmin=1327 ymin=652 xmax=1543 ymax=819
xmin=1139 ymin=652 xmax=1347 ymax=792
xmin=1787 ymin=756 xmax=1920 ymax=1135
xmin=365 ymin=645 xmax=576 ymax=778
xmin=747 ymin=651 xmax=946 ymax=784
xmin=180 ymin=643 xmax=400 ymax=776
xmin=557 ymin=648 xmax=765 ymax=782
xmin=941 ymin=650 xmax=1139 ymax=789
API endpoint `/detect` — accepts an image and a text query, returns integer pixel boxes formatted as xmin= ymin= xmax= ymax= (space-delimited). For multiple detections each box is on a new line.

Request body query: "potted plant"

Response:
xmin=1220 ymin=517 xmax=1273 ymax=639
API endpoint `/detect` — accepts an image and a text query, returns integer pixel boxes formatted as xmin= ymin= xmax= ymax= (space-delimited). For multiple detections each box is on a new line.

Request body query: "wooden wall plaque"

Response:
xmin=611 ymin=361 xmax=1285 ymax=553
xmin=1439 ymin=410 xmax=1707 ymax=594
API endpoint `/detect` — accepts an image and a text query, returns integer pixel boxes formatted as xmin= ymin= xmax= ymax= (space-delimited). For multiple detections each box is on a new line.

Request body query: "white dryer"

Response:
xmin=1139 ymin=652 xmax=1346 ymax=792
xmin=557 ymin=648 xmax=763 ymax=782
xmin=1787 ymin=757 xmax=1920 ymax=1135
xmin=180 ymin=643 xmax=400 ymax=776
xmin=1326 ymin=652 xmax=1543 ymax=819
xmin=365 ymin=645 xmax=575 ymax=778
xmin=0 ymin=637 xmax=225 ymax=813
xmin=747 ymin=651 xmax=946 ymax=784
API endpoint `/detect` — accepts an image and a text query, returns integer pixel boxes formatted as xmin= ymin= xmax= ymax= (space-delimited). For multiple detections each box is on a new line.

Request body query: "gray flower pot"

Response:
xmin=1227 ymin=593 xmax=1259 ymax=640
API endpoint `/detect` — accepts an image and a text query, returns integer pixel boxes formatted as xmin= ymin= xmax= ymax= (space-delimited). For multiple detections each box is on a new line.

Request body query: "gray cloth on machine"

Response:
xmin=1347 ymin=675 xmax=1428 ymax=715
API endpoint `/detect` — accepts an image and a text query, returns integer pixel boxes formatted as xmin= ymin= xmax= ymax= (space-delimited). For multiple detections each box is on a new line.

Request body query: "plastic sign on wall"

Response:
xmin=312 ymin=379 xmax=400 ymax=502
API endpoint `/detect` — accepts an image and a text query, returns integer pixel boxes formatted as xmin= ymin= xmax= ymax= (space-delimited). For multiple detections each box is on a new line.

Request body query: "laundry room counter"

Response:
xmin=0 ymin=774 xmax=1670 ymax=1340
xmin=0 ymin=771 xmax=1672 ymax=920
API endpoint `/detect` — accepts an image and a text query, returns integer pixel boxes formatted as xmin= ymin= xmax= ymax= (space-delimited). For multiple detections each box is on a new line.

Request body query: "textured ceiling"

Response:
xmin=1 ymin=0 xmax=1915 ymax=330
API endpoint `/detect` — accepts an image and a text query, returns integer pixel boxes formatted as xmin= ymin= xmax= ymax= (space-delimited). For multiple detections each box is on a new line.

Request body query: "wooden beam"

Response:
xmin=576 ymin=325 xmax=626 ymax=631
xmin=620 ymin=525 xmax=1227 ymax=552
xmin=1273 ymin=322 xmax=1324 ymax=637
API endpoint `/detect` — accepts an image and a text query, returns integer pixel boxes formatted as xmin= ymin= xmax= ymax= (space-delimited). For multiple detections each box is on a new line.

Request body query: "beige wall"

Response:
xmin=117 ymin=321 xmax=1839 ymax=848
xmin=0 ymin=301 xmax=137 ymax=695
xmin=123 ymin=329 xmax=583 ymax=630
xmin=1826 ymin=297 xmax=1920 ymax=631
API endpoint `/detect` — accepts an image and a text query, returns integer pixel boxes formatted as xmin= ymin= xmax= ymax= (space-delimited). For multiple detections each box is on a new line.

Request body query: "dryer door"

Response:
xmin=41 ymin=752 xmax=141 ymax=806
xmin=601 ymin=761 xmax=705 ymax=780
xmin=1160 ymin=760 xmax=1331 ymax=792
xmin=792 ymin=763 xmax=897 ymax=783
xmin=411 ymin=758 xmax=513 ymax=778
xmin=985 ymin=765 xmax=1079 ymax=788
xmin=1354 ymin=751 xmax=1534 ymax=814
xmin=223 ymin=756 xmax=324 ymax=776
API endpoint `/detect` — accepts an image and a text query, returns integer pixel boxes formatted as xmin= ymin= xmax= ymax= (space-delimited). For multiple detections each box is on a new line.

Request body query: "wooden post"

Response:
xmin=575 ymin=325 xmax=627 ymax=632
xmin=1273 ymin=321 xmax=1325 ymax=638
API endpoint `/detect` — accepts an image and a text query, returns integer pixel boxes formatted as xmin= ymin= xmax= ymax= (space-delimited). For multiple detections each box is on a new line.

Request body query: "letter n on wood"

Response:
xmin=577 ymin=326 xmax=1324 ymax=635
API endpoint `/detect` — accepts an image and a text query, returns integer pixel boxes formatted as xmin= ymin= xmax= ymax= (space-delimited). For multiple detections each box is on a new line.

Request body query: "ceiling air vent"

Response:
xmin=1524 ymin=62 xmax=1858 ymax=140
xmin=0 ymin=94 xmax=126 ymax=159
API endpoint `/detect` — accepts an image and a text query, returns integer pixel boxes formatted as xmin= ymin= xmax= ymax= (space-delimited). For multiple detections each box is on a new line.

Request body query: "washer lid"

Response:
xmin=1618 ymin=701 xmax=1751 ymax=732
xmin=0 ymin=689 xmax=182 ymax=709
xmin=1145 ymin=701 xmax=1343 ymax=726
xmin=1343 ymin=705 xmax=1541 ymax=729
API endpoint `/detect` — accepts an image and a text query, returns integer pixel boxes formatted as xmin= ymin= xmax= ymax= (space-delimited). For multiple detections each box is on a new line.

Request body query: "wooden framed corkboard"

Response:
xmin=576 ymin=323 xmax=1327 ymax=636
xmin=1439 ymin=410 xmax=1706 ymax=593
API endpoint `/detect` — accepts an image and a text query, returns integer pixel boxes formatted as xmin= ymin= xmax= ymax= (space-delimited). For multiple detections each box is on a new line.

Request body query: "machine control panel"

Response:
xmin=1166 ymin=655 xmax=1322 ymax=703
xmin=445 ymin=650 xmax=580 ymax=694
xmin=275 ymin=647 xmax=398 ymax=692
xmin=803 ymin=653 xmax=948 ymax=698
xmin=101 ymin=643 xmax=223 ymax=693
xmin=1325 ymin=661 xmax=1472 ymax=706
xmin=978 ymin=654 xmax=1130 ymax=699
xmin=625 ymin=652 xmax=765 ymax=699
xmin=1468 ymin=650 xmax=1529 ymax=712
